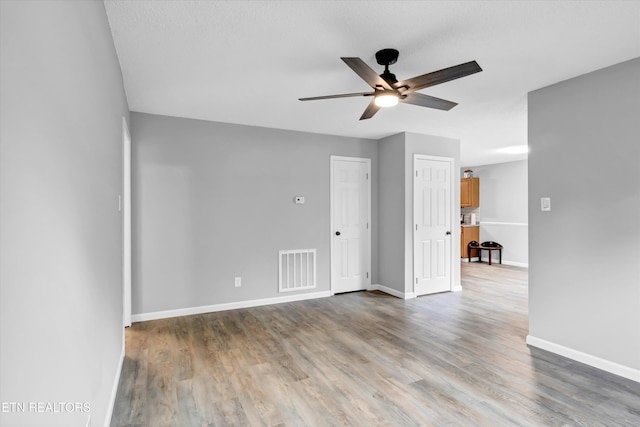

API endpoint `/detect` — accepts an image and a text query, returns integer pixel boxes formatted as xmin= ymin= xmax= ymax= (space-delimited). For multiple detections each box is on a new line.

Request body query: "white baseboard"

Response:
xmin=501 ymin=260 xmax=528 ymax=268
xmin=132 ymin=291 xmax=332 ymax=322
xmin=526 ymin=335 xmax=640 ymax=383
xmin=462 ymin=257 xmax=528 ymax=268
xmin=479 ymin=257 xmax=528 ymax=268
xmin=368 ymin=284 xmax=415 ymax=299
xmin=105 ymin=333 xmax=125 ymax=427
xmin=369 ymin=284 xmax=461 ymax=296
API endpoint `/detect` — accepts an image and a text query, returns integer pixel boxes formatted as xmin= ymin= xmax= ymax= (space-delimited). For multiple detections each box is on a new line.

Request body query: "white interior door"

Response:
xmin=123 ymin=118 xmax=132 ymax=327
xmin=331 ymin=156 xmax=371 ymax=294
xmin=414 ymin=155 xmax=452 ymax=296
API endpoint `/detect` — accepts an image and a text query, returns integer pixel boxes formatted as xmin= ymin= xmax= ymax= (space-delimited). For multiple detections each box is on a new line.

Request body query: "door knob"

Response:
xmin=445 ymin=231 xmax=451 ymax=235
xmin=335 ymin=231 xmax=341 ymax=236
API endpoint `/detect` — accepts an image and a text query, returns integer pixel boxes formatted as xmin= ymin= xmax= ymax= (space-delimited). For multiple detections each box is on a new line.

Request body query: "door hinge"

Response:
xmin=415 ymin=224 xmax=418 ymax=231
xmin=366 ymin=172 xmax=369 ymax=180
xmin=366 ymin=272 xmax=369 ymax=279
xmin=416 ymin=277 xmax=418 ymax=284
xmin=366 ymin=222 xmax=369 ymax=229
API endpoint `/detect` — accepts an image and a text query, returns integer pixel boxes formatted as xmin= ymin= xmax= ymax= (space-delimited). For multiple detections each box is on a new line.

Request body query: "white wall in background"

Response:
xmin=466 ymin=160 xmax=528 ymax=266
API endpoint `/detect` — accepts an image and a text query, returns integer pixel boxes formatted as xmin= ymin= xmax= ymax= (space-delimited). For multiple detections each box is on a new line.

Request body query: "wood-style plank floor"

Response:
xmin=111 ymin=263 xmax=640 ymax=426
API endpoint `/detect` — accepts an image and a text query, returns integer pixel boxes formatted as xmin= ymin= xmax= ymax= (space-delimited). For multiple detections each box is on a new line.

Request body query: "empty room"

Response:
xmin=1 ymin=1 xmax=639 ymax=426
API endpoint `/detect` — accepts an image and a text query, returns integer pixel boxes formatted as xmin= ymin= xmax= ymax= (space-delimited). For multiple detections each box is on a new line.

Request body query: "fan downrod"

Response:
xmin=376 ymin=48 xmax=399 ymax=84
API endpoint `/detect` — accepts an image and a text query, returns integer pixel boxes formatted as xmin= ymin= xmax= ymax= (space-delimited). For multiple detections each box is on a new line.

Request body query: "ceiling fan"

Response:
xmin=299 ymin=49 xmax=482 ymax=120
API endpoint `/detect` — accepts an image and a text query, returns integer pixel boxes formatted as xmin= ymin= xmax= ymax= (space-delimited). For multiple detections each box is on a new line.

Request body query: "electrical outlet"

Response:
xmin=234 ymin=277 xmax=242 ymax=287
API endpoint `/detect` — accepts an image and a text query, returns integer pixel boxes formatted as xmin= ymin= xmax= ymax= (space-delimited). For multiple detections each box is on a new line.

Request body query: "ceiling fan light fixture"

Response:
xmin=374 ymin=91 xmax=399 ymax=107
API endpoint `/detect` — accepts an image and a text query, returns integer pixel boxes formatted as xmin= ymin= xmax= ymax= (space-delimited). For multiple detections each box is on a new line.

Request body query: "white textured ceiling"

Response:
xmin=104 ymin=0 xmax=640 ymax=166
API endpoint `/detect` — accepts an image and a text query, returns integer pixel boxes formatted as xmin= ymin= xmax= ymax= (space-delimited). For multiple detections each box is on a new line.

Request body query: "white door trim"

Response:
xmin=122 ymin=117 xmax=132 ymax=328
xmin=413 ymin=154 xmax=454 ymax=294
xmin=330 ymin=156 xmax=371 ymax=295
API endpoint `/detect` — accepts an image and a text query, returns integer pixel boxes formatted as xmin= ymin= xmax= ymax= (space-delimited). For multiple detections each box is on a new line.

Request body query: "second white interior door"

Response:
xmin=414 ymin=155 xmax=452 ymax=296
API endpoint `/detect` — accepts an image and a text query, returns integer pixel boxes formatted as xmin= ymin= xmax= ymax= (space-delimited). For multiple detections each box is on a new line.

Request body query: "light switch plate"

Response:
xmin=294 ymin=196 xmax=305 ymax=204
xmin=541 ymin=197 xmax=551 ymax=211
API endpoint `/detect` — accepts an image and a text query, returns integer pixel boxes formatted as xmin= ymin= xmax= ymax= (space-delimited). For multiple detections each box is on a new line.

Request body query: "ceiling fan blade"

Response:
xmin=359 ymin=98 xmax=381 ymax=120
xmin=395 ymin=61 xmax=482 ymax=94
xmin=400 ymin=92 xmax=458 ymax=111
xmin=341 ymin=57 xmax=393 ymax=90
xmin=299 ymin=91 xmax=374 ymax=101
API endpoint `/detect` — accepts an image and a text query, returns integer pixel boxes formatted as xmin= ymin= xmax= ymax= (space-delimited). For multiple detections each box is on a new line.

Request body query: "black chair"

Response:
xmin=467 ymin=240 xmax=480 ymax=262
xmin=480 ymin=241 xmax=503 ymax=265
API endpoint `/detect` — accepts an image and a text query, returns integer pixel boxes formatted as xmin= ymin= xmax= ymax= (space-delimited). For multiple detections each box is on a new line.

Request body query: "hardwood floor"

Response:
xmin=111 ymin=263 xmax=640 ymax=426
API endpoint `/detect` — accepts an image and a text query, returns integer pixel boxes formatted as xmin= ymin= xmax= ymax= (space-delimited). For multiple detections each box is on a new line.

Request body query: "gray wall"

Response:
xmin=131 ymin=112 xmax=378 ymax=315
xmin=467 ymin=160 xmax=528 ymax=266
xmin=0 ymin=1 xmax=129 ymax=426
xmin=377 ymin=133 xmax=406 ymax=292
xmin=377 ymin=132 xmax=461 ymax=295
xmin=133 ymin=120 xmax=462 ymax=308
xmin=528 ymin=58 xmax=640 ymax=371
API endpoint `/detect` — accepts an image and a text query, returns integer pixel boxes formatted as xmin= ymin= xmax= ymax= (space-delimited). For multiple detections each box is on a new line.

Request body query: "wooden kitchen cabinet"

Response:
xmin=460 ymin=226 xmax=480 ymax=259
xmin=460 ymin=177 xmax=480 ymax=207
